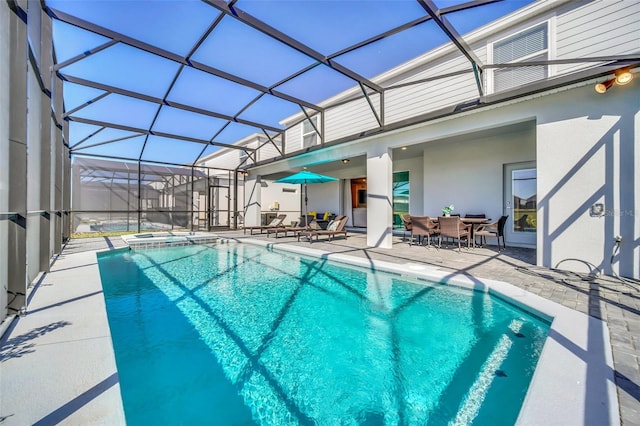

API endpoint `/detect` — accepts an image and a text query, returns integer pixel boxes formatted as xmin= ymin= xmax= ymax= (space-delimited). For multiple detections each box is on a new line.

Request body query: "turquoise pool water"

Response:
xmin=98 ymin=244 xmax=549 ymax=425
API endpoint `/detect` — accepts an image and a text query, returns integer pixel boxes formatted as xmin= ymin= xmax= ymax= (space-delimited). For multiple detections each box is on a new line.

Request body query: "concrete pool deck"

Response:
xmin=0 ymin=231 xmax=638 ymax=424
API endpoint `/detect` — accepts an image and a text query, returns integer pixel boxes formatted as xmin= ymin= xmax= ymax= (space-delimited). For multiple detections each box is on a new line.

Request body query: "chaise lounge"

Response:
xmin=243 ymin=214 xmax=287 ymax=235
xmin=297 ymin=215 xmax=348 ymax=243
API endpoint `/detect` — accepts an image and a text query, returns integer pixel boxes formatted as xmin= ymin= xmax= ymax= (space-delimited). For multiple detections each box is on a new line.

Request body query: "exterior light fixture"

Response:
xmin=401 ymin=147 xmax=407 ymax=150
xmin=615 ymin=70 xmax=634 ymax=86
xmin=595 ymin=79 xmax=615 ymax=94
xmin=342 ymin=159 xmax=350 ymax=164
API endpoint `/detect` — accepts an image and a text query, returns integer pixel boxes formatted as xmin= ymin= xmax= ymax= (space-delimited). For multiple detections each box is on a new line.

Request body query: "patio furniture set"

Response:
xmin=402 ymin=214 xmax=508 ymax=252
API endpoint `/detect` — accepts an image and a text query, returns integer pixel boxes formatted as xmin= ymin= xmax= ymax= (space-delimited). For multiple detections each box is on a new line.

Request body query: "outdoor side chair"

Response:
xmin=437 ymin=216 xmax=471 ymax=252
xmin=401 ymin=214 xmax=412 ymax=242
xmin=474 ymin=215 xmax=509 ymax=250
xmin=409 ymin=215 xmax=439 ymax=247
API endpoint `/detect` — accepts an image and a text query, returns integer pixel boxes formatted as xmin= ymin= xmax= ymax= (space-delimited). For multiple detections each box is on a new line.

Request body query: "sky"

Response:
xmin=48 ymin=0 xmax=535 ymax=165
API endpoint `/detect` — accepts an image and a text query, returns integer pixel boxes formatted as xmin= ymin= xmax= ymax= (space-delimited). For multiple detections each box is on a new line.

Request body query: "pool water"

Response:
xmin=98 ymin=244 xmax=549 ymax=425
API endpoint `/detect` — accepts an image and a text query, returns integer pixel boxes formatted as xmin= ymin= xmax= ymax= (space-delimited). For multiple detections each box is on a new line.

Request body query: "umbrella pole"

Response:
xmin=304 ymin=181 xmax=308 ymax=225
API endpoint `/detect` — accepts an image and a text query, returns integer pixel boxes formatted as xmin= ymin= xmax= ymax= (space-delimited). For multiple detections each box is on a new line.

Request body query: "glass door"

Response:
xmin=209 ymin=185 xmax=230 ymax=229
xmin=503 ymin=162 xmax=536 ymax=247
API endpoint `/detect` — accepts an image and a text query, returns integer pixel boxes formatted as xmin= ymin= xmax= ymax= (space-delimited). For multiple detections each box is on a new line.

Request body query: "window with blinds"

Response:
xmin=302 ymin=116 xmax=319 ymax=148
xmin=492 ymin=23 xmax=548 ymax=93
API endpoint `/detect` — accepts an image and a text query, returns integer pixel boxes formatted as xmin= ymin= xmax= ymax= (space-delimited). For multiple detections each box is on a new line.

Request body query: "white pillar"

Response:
xmin=366 ymin=147 xmax=393 ymax=248
xmin=244 ymin=174 xmax=262 ymax=227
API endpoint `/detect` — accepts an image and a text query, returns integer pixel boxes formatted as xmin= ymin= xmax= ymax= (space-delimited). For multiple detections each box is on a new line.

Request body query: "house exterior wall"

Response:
xmin=279 ymin=0 xmax=635 ymax=153
xmin=285 ymin=124 xmax=303 ymax=153
xmin=325 ymin=95 xmax=380 ymax=142
xmin=555 ymin=0 xmax=640 ymax=75
xmin=422 ymin=124 xmax=536 ymax=222
xmin=306 ymin=181 xmax=341 ymax=219
xmin=536 ymin=82 xmax=639 ymax=279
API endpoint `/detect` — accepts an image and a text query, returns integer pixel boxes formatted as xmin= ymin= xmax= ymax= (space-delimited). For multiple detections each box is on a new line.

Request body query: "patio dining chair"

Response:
xmin=474 ymin=215 xmax=509 ymax=250
xmin=437 ymin=216 xmax=471 ymax=252
xmin=409 ymin=216 xmax=439 ymax=247
xmin=401 ymin=214 xmax=412 ymax=242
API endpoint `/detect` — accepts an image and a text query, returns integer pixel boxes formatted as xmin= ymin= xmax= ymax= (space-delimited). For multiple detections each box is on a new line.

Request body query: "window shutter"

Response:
xmin=493 ymin=23 xmax=548 ymax=92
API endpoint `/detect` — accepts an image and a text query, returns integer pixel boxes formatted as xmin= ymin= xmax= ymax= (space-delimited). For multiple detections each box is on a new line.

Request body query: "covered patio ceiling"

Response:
xmin=40 ymin=0 xmax=638 ymax=168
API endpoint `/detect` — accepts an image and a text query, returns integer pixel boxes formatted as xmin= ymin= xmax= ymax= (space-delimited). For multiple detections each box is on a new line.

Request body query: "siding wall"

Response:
xmin=556 ymin=0 xmax=640 ymax=75
xmin=325 ymin=95 xmax=380 ymax=142
xmin=285 ymin=124 xmax=303 ymax=153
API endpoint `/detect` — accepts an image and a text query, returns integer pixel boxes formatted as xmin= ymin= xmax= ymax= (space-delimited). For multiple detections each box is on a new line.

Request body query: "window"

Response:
xmin=239 ymin=148 xmax=250 ymax=166
xmin=392 ymin=171 xmax=409 ymax=229
xmin=492 ymin=23 xmax=548 ymax=92
xmin=302 ymin=116 xmax=320 ymax=148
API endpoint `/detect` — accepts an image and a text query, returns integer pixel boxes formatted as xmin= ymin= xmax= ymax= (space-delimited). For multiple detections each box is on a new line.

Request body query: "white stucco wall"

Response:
xmin=536 ymin=82 xmax=640 ymax=278
xmin=422 ymin=124 xmax=536 ymax=221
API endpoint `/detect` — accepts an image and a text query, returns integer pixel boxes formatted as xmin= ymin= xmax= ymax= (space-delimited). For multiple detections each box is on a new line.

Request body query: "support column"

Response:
xmin=38 ymin=7 xmax=53 ymax=269
xmin=1 ymin=1 xmax=28 ymax=320
xmin=244 ymin=174 xmax=262 ymax=227
xmin=366 ymin=147 xmax=393 ymax=248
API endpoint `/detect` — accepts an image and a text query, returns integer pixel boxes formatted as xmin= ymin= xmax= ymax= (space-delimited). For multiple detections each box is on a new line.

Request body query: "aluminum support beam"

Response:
xmin=47 ymin=7 xmax=323 ymax=112
xmin=417 ymin=0 xmax=485 ymax=96
xmin=204 ymin=0 xmax=383 ymax=94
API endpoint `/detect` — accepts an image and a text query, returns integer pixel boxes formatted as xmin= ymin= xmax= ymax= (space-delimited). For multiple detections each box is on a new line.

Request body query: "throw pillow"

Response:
xmin=327 ymin=220 xmax=340 ymax=231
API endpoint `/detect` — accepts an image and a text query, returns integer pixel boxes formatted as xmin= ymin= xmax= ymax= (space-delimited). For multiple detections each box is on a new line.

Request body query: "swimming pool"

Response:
xmin=98 ymin=243 xmax=549 ymax=425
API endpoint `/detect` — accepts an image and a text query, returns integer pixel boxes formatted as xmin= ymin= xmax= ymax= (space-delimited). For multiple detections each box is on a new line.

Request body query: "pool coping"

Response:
xmin=234 ymin=237 xmax=620 ymax=426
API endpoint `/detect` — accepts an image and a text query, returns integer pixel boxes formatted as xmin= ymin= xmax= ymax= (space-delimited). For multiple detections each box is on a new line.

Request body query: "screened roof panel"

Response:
xmin=445 ymin=0 xmax=537 ymax=36
xmin=197 ymin=145 xmax=223 ymax=163
xmin=62 ymin=82 xmax=107 ymax=112
xmin=52 ymin=20 xmax=111 ymax=63
xmin=68 ymin=121 xmax=104 ymax=146
xmin=73 ymin=135 xmax=146 ymax=159
xmin=237 ymin=0 xmax=426 ymax=56
xmin=214 ymin=122 xmax=263 ymax=145
xmin=333 ymin=20 xmax=451 ymax=79
xmin=151 ymin=106 xmax=228 ymax=141
xmin=48 ymin=0 xmax=220 ymax=56
xmin=190 ymin=16 xmax=317 ymax=87
xmin=70 ymin=93 xmax=160 ymax=130
xmin=60 ymin=44 xmax=182 ymax=98
xmin=167 ymin=67 xmax=262 ymax=117
xmin=275 ymin=65 xmax=359 ymax=104
xmin=50 ymin=0 xmax=628 ymax=166
xmin=236 ymin=94 xmax=299 ymax=129
xmin=73 ymin=127 xmax=142 ymax=149
xmin=140 ymin=135 xmax=208 ymax=165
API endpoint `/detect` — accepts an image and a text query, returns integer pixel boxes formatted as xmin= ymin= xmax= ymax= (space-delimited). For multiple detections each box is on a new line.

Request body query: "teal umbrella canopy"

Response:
xmin=274 ymin=170 xmax=337 ymax=185
xmin=275 ymin=171 xmax=337 ymax=221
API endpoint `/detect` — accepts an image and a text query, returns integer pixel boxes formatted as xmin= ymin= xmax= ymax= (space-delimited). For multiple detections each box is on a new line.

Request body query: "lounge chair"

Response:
xmin=297 ymin=215 xmax=348 ymax=243
xmin=243 ymin=214 xmax=287 ymax=235
xmin=266 ymin=220 xmax=321 ymax=238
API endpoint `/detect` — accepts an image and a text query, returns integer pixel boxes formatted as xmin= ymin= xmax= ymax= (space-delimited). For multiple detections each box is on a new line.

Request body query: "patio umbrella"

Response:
xmin=275 ymin=170 xmax=337 ymax=222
